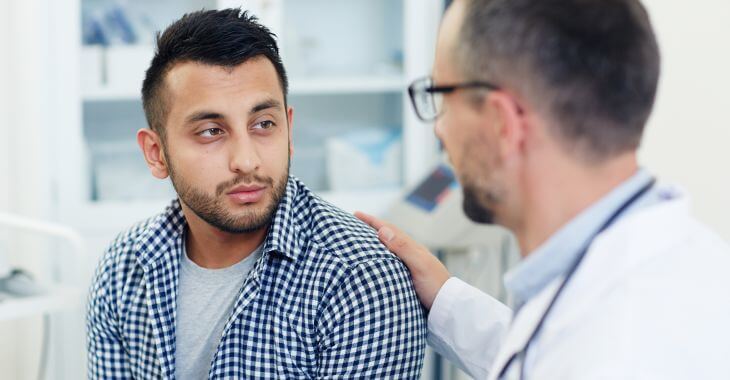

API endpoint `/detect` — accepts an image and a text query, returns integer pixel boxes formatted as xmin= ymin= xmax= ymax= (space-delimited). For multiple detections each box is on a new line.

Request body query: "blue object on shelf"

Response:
xmin=338 ymin=128 xmax=402 ymax=166
xmin=105 ymin=5 xmax=138 ymax=44
xmin=82 ymin=11 xmax=109 ymax=45
xmin=326 ymin=127 xmax=403 ymax=190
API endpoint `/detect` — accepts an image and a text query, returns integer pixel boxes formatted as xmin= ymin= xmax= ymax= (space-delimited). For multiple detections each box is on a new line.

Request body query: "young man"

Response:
xmin=358 ymin=0 xmax=730 ymax=379
xmin=86 ymin=9 xmax=425 ymax=379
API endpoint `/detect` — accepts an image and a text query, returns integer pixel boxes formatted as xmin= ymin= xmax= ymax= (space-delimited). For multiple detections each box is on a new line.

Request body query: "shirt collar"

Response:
xmin=136 ymin=176 xmax=305 ymax=269
xmin=261 ymin=176 xmax=304 ymax=261
xmin=503 ymin=169 xmax=654 ymax=309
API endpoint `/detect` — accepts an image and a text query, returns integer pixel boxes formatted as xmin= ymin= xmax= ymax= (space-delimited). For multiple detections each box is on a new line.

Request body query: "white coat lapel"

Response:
xmin=488 ymin=280 xmax=561 ymax=380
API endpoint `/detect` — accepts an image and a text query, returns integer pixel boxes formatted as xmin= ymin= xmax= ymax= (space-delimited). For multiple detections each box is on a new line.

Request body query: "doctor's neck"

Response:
xmin=513 ymin=150 xmax=639 ymax=256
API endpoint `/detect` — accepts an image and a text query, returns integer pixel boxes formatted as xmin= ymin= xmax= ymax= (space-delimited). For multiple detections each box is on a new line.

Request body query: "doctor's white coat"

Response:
xmin=428 ymin=186 xmax=730 ymax=379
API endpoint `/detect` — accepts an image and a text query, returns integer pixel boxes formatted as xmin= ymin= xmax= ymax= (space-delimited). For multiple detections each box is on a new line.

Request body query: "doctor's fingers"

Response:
xmin=355 ymin=211 xmax=451 ymax=310
xmin=355 ymin=211 xmax=430 ymax=263
xmin=354 ymin=211 xmax=386 ymax=231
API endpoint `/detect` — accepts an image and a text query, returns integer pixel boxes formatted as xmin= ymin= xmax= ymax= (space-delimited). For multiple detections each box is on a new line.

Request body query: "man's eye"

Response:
xmin=253 ymin=120 xmax=275 ymax=130
xmin=198 ymin=128 xmax=224 ymax=137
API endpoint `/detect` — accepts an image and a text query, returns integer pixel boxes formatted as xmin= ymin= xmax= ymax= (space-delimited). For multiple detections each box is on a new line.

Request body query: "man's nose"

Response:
xmin=229 ymin=134 xmax=261 ymax=175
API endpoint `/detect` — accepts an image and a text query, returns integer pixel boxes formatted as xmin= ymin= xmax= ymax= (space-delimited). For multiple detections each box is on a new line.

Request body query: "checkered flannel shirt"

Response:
xmin=87 ymin=176 xmax=426 ymax=379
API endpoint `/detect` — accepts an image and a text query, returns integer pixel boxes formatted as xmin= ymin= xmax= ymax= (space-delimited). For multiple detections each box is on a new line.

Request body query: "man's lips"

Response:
xmin=226 ymin=185 xmax=266 ymax=204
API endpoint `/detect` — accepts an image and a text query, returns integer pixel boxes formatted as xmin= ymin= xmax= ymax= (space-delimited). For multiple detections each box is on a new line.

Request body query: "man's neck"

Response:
xmin=181 ymin=206 xmax=267 ymax=269
xmin=515 ymin=152 xmax=639 ymax=256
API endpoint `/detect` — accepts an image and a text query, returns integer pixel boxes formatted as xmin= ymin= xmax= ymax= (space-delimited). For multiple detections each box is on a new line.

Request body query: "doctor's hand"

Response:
xmin=355 ymin=211 xmax=450 ymax=311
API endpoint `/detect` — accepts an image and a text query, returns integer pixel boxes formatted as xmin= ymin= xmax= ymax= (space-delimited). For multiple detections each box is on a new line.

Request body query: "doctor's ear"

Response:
xmin=137 ymin=128 xmax=169 ymax=179
xmin=486 ymin=92 xmax=528 ymax=158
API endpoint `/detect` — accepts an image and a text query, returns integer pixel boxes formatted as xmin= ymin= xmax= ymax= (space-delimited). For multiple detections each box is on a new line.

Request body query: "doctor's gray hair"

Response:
xmin=457 ymin=0 xmax=660 ymax=161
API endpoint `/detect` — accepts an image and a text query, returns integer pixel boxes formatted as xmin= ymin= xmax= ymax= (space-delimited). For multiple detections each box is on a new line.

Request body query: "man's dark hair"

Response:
xmin=141 ymin=8 xmax=288 ymax=139
xmin=458 ymin=0 xmax=660 ymax=160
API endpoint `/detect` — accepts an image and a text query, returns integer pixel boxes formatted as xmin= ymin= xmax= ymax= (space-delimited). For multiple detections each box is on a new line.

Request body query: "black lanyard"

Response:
xmin=497 ymin=178 xmax=656 ymax=380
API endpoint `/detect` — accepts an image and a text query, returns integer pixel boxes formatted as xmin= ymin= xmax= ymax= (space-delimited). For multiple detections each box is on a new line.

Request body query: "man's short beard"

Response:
xmin=167 ymin=155 xmax=289 ymax=234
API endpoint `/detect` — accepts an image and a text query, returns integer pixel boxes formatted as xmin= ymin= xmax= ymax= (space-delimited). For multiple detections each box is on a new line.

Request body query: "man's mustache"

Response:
xmin=216 ymin=174 xmax=274 ymax=196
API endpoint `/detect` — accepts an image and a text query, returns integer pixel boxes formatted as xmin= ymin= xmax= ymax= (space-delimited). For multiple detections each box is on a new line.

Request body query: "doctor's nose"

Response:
xmin=434 ymin=118 xmax=446 ymax=144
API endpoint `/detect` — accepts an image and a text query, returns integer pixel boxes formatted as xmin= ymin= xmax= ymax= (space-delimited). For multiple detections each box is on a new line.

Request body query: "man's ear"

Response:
xmin=137 ymin=128 xmax=169 ymax=179
xmin=486 ymin=92 xmax=527 ymax=159
xmin=287 ymin=106 xmax=295 ymax=159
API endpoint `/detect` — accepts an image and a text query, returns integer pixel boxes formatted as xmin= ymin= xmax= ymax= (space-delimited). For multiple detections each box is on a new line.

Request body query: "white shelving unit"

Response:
xmin=83 ymin=68 xmax=407 ymax=99
xmin=290 ymin=75 xmax=406 ymax=95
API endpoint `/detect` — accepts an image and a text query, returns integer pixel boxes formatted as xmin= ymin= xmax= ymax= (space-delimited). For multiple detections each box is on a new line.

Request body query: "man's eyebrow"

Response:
xmin=185 ymin=111 xmax=224 ymax=124
xmin=183 ymin=99 xmax=282 ymax=125
xmin=250 ymin=99 xmax=283 ymax=115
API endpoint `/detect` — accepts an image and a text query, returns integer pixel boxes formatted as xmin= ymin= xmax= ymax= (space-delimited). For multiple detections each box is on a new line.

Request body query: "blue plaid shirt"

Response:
xmin=87 ymin=176 xmax=426 ymax=379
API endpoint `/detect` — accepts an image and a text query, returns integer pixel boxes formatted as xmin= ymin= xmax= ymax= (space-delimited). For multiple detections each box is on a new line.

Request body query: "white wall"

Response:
xmin=640 ymin=0 xmax=730 ymax=240
xmin=0 ymin=0 xmax=8 ymax=213
xmin=0 ymin=2 xmax=14 ymax=376
xmin=0 ymin=0 xmax=55 ymax=378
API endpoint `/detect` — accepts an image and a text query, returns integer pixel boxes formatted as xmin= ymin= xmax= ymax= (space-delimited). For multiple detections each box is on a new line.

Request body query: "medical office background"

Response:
xmin=0 ymin=0 xmax=728 ymax=379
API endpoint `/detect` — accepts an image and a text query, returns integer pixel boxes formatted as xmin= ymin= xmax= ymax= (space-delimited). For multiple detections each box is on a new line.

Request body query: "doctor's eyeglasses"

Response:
xmin=407 ymin=76 xmax=500 ymax=122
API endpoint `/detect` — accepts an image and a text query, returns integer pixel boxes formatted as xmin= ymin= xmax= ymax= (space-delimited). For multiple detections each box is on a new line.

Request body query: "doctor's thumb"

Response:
xmin=378 ymin=227 xmax=411 ymax=259
xmin=378 ymin=227 xmax=396 ymax=244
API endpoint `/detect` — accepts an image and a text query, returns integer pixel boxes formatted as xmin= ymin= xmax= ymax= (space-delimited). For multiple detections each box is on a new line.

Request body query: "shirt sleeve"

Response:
xmin=427 ymin=277 xmax=512 ymax=380
xmin=86 ymin=247 xmax=133 ymax=379
xmin=315 ymin=258 xmax=427 ymax=379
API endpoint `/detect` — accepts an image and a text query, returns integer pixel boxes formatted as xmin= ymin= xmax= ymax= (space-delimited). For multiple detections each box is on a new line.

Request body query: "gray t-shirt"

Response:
xmin=175 ymin=243 xmax=262 ymax=379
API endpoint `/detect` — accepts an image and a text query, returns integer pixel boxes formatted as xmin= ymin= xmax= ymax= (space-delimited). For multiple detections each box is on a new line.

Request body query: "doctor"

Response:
xmin=357 ymin=0 xmax=730 ymax=378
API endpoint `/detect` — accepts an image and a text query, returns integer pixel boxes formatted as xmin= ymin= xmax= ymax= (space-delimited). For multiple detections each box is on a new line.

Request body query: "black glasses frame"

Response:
xmin=407 ymin=76 xmax=500 ymax=121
